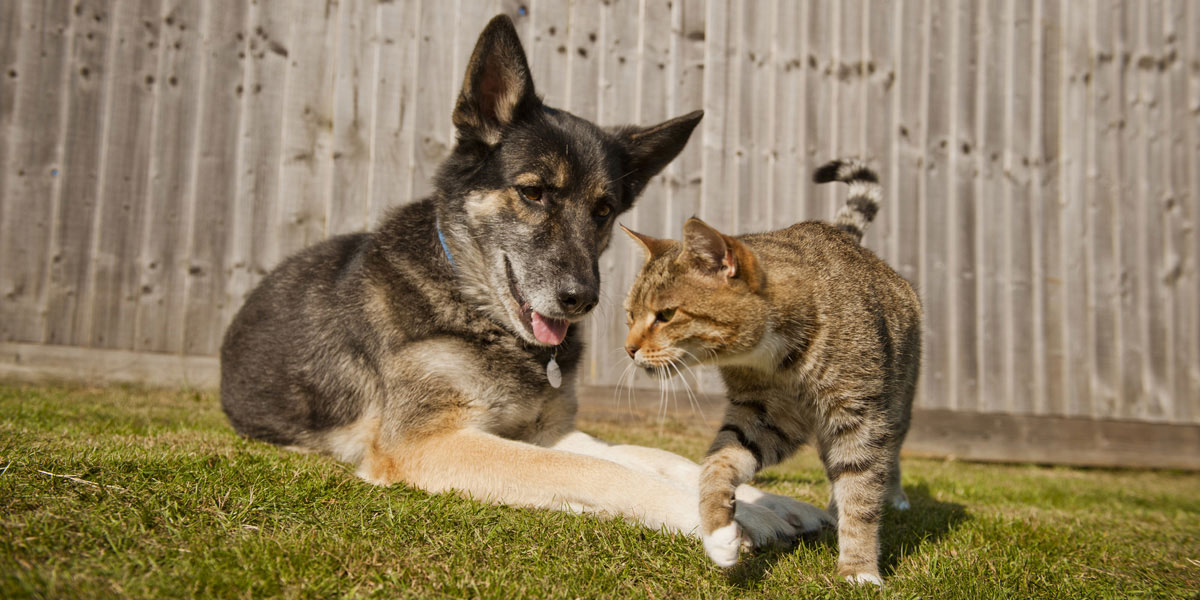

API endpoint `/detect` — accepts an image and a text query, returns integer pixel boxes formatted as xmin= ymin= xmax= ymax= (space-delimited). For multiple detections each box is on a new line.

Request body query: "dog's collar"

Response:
xmin=435 ymin=218 xmax=457 ymax=270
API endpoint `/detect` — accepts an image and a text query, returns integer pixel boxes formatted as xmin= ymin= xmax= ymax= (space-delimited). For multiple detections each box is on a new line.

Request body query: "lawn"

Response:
xmin=1 ymin=381 xmax=1196 ymax=599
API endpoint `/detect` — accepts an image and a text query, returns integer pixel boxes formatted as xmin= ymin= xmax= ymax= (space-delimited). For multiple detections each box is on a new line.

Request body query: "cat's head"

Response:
xmin=621 ymin=218 xmax=771 ymax=373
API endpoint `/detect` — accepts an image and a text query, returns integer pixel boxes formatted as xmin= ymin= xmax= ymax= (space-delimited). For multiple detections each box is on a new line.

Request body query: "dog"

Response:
xmin=220 ymin=14 xmax=826 ymax=549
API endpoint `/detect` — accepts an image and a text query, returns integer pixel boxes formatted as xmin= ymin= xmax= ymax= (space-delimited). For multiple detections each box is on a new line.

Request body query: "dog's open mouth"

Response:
xmin=504 ymin=257 xmax=569 ymax=345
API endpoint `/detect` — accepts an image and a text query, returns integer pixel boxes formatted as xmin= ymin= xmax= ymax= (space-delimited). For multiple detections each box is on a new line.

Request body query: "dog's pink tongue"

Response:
xmin=531 ymin=312 xmax=569 ymax=345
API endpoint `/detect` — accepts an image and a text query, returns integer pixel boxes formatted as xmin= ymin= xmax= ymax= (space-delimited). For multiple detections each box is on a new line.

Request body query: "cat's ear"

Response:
xmin=452 ymin=15 xmax=539 ymax=144
xmin=680 ymin=218 xmax=738 ymax=278
xmin=621 ymin=224 xmax=673 ymax=262
xmin=611 ymin=111 xmax=703 ymax=200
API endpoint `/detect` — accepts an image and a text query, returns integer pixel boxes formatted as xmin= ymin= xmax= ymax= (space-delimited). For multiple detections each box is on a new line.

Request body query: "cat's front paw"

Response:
xmin=701 ymin=522 xmax=745 ymax=567
xmin=736 ymin=485 xmax=833 ymax=534
xmin=846 ymin=572 xmax=883 ymax=586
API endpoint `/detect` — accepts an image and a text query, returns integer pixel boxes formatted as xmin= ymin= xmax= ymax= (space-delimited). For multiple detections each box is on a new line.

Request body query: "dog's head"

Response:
xmin=434 ymin=15 xmax=702 ymax=347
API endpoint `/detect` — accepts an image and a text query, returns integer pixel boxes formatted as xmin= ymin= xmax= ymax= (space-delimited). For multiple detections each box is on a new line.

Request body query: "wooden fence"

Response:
xmin=1 ymin=0 xmax=1197 ymax=467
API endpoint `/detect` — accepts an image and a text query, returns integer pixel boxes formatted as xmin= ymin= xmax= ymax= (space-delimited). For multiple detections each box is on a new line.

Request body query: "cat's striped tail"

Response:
xmin=813 ymin=159 xmax=881 ymax=243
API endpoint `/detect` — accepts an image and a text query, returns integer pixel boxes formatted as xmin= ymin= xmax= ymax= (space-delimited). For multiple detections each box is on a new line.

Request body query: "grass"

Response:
xmin=1 ymin=381 xmax=1197 ymax=599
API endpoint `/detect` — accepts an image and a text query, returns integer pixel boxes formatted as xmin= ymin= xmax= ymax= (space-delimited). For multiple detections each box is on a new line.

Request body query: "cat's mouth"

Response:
xmin=504 ymin=256 xmax=570 ymax=346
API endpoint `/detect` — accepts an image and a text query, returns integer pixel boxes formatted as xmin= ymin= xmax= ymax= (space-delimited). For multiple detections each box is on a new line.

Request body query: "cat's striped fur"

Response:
xmin=622 ymin=160 xmax=920 ymax=584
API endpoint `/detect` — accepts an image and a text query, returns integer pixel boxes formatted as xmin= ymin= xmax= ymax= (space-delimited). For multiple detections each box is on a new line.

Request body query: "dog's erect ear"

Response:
xmin=612 ymin=110 xmax=704 ymax=199
xmin=452 ymin=15 xmax=538 ymax=144
xmin=620 ymin=224 xmax=674 ymax=263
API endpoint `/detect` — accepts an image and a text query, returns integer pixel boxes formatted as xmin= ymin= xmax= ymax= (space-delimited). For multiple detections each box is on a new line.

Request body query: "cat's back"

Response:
xmin=741 ymin=221 xmax=920 ymax=320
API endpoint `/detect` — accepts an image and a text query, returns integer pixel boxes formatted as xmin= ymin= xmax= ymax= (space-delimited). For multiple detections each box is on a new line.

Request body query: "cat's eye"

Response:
xmin=655 ymin=308 xmax=676 ymax=323
xmin=518 ymin=186 xmax=544 ymax=203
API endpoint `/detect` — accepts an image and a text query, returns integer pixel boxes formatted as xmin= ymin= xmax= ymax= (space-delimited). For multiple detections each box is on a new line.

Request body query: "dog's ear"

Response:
xmin=612 ymin=110 xmax=704 ymax=200
xmin=452 ymin=15 xmax=539 ymax=144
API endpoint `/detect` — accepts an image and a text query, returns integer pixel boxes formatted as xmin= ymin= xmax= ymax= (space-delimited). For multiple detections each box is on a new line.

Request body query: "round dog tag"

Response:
xmin=546 ymin=356 xmax=562 ymax=388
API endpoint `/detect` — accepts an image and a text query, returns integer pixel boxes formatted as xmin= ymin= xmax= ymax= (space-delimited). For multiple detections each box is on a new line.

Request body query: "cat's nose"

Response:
xmin=625 ymin=344 xmax=640 ymax=358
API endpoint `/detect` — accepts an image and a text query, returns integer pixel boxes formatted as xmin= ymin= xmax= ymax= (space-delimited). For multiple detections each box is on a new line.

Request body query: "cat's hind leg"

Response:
xmin=818 ymin=400 xmax=895 ymax=586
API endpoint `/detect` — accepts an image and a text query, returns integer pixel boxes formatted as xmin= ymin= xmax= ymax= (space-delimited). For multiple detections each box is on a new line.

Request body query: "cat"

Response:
xmin=620 ymin=159 xmax=921 ymax=585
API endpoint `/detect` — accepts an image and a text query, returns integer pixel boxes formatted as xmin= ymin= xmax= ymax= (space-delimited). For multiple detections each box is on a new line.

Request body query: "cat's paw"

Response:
xmin=845 ymin=572 xmax=883 ymax=586
xmin=733 ymin=499 xmax=797 ymax=550
xmin=892 ymin=496 xmax=911 ymax=511
xmin=701 ymin=522 xmax=745 ymax=567
xmin=735 ymin=485 xmax=833 ymax=534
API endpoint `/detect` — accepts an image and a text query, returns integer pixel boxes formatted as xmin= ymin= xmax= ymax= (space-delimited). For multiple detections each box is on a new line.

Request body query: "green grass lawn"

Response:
xmin=2 ymin=381 xmax=1197 ymax=599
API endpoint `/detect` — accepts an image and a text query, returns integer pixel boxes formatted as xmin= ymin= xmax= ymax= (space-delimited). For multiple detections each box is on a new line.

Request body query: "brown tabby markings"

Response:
xmin=621 ymin=161 xmax=920 ymax=583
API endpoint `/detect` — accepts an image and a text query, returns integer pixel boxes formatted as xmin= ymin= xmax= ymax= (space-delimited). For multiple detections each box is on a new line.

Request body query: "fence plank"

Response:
xmin=134 ymin=0 xmax=203 ymax=353
xmin=87 ymin=0 xmax=162 ymax=350
xmin=43 ymin=0 xmax=115 ymax=346
xmin=0 ymin=1 xmax=71 ymax=344
xmin=181 ymin=1 xmax=248 ymax=355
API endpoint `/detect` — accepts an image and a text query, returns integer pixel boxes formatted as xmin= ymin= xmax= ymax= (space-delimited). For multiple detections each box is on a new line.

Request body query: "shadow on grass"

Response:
xmin=726 ymin=482 xmax=969 ymax=586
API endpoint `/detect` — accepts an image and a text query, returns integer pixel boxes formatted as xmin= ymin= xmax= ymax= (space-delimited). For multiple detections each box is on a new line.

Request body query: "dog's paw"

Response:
xmin=736 ymin=485 xmax=833 ymax=534
xmin=702 ymin=522 xmax=745 ymax=567
xmin=733 ymin=499 xmax=797 ymax=551
xmin=845 ymin=572 xmax=883 ymax=586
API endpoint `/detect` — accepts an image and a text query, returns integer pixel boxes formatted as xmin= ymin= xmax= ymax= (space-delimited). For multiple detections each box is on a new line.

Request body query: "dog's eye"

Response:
xmin=655 ymin=308 xmax=676 ymax=323
xmin=593 ymin=204 xmax=612 ymax=223
xmin=518 ymin=186 xmax=544 ymax=203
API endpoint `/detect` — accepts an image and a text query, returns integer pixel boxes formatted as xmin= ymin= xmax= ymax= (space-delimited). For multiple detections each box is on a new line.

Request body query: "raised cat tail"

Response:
xmin=813 ymin=159 xmax=881 ymax=243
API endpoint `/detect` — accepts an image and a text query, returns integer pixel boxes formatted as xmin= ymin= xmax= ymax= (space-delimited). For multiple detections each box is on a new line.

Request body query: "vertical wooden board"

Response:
xmin=328 ymin=0 xmax=377 ymax=237
xmin=1005 ymin=0 xmax=1036 ymax=416
xmin=1038 ymin=0 xmax=1066 ymax=417
xmin=222 ymin=0 xmax=292 ymax=334
xmin=1183 ymin=0 xmax=1200 ymax=423
xmin=42 ymin=0 xmax=115 ymax=346
xmin=629 ymin=0 xmax=672 ymax=240
xmin=1060 ymin=0 xmax=1092 ymax=417
xmin=1085 ymin=0 xmax=1119 ymax=419
xmin=1140 ymin=0 xmax=1171 ymax=421
xmin=951 ymin=0 xmax=980 ymax=412
xmin=769 ymin=0 xmax=801 ymax=231
xmin=862 ymin=0 xmax=895 ymax=257
xmin=836 ymin=0 xmax=864 ymax=160
xmin=664 ymin=0 xmax=706 ymax=231
xmin=276 ymin=1 xmax=338 ymax=260
xmin=0 ymin=0 xmax=20 ymax=289
xmin=564 ymin=0 xmax=600 ymax=121
xmin=0 ymin=0 xmax=70 ymax=344
xmin=718 ymin=0 xmax=744 ymax=233
xmin=802 ymin=0 xmax=832 ymax=221
xmin=181 ymin=1 xmax=248 ymax=356
xmin=975 ymin=0 xmax=1008 ymax=413
xmin=527 ymin=0 xmax=569 ymax=106
xmin=1161 ymin=0 xmax=1192 ymax=423
xmin=408 ymin=1 xmax=455 ymax=201
xmin=368 ymin=0 xmax=420 ymax=226
xmin=569 ymin=0 xmax=604 ymax=386
xmin=921 ymin=0 xmax=951 ymax=411
xmin=87 ymin=0 xmax=163 ymax=350
xmin=1115 ymin=0 xmax=1145 ymax=419
xmin=134 ymin=0 xmax=204 ymax=353
xmin=892 ymin=0 xmax=924 ymax=297
xmin=595 ymin=0 xmax=640 ymax=388
xmin=735 ymin=0 xmax=773 ymax=235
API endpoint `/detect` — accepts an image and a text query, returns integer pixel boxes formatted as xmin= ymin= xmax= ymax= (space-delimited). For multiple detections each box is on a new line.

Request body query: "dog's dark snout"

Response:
xmin=557 ymin=286 xmax=598 ymax=316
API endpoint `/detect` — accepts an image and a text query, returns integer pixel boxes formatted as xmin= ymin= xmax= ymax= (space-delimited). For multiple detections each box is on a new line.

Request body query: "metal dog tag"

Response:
xmin=546 ymin=356 xmax=562 ymax=388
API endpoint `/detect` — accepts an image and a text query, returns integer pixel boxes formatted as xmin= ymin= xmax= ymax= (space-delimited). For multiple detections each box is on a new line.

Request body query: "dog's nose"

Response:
xmin=625 ymin=344 xmax=640 ymax=358
xmin=557 ymin=286 xmax=598 ymax=315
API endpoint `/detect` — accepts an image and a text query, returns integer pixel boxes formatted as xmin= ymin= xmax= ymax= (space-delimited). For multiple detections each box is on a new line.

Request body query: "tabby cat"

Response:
xmin=621 ymin=160 xmax=921 ymax=585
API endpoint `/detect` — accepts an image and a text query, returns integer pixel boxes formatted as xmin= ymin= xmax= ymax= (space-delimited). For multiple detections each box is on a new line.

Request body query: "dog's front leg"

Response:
xmin=359 ymin=427 xmax=702 ymax=535
xmin=546 ymin=430 xmax=832 ymax=540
